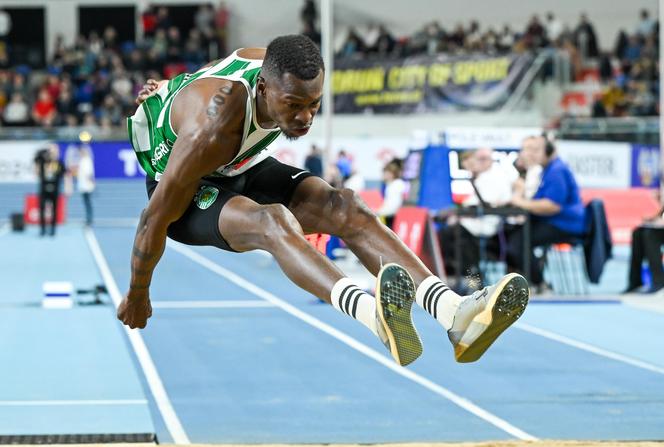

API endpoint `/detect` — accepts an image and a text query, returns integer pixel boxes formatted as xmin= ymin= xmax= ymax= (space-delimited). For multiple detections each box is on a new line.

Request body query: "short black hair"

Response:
xmin=262 ymin=34 xmax=324 ymax=81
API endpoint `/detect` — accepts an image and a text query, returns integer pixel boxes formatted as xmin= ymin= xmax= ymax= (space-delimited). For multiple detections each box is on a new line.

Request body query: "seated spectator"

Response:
xmin=439 ymin=148 xmax=514 ymax=280
xmin=2 ymin=92 xmax=30 ymax=125
xmin=624 ymin=197 xmax=664 ymax=293
xmin=507 ymin=136 xmax=586 ymax=289
xmin=32 ymin=88 xmax=57 ymax=126
xmin=377 ymin=159 xmax=406 ymax=229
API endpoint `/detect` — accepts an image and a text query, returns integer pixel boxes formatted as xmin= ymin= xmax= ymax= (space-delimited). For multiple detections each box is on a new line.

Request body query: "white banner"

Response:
xmin=0 ymin=140 xmax=49 ymax=183
xmin=272 ymin=136 xmax=411 ymax=181
xmin=556 ymin=140 xmax=632 ymax=189
xmin=443 ymin=127 xmax=541 ymax=149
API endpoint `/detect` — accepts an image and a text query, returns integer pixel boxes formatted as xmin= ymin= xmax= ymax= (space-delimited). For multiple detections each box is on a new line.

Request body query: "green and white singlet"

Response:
xmin=127 ymin=50 xmax=282 ymax=180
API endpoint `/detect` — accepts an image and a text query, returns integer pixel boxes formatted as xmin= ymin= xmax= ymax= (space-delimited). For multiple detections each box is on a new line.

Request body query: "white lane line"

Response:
xmin=0 ymin=399 xmax=147 ymax=406
xmin=168 ymin=241 xmax=537 ymax=441
xmin=84 ymin=228 xmax=190 ymax=445
xmin=516 ymin=323 xmax=664 ymax=376
xmin=152 ymin=300 xmax=275 ymax=309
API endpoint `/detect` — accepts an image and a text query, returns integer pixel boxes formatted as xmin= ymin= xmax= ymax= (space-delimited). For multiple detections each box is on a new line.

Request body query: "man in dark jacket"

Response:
xmin=34 ymin=144 xmax=65 ymax=236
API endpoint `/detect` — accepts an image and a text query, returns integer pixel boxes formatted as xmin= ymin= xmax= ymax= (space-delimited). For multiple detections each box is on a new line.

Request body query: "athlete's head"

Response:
xmin=258 ymin=35 xmax=324 ymax=140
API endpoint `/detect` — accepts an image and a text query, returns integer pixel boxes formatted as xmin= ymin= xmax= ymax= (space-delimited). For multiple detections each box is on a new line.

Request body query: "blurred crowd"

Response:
xmin=0 ymin=3 xmax=229 ymax=129
xmin=320 ymin=8 xmax=659 ymax=118
xmin=0 ymin=2 xmax=659 ymax=129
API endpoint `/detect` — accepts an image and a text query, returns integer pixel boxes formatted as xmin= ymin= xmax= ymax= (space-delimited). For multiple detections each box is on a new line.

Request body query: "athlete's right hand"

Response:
xmin=117 ymin=292 xmax=153 ymax=329
xmin=135 ymin=79 xmax=166 ymax=105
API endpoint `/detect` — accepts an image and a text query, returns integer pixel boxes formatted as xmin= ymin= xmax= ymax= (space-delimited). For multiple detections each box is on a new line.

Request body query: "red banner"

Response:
xmin=24 ymin=194 xmax=67 ymax=225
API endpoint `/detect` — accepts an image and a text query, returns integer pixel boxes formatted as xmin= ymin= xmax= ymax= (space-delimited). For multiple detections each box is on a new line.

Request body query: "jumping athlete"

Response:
xmin=119 ymin=35 xmax=529 ymax=366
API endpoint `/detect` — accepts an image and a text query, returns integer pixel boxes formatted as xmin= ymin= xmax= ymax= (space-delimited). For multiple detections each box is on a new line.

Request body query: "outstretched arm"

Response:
xmin=118 ymin=79 xmax=245 ymax=328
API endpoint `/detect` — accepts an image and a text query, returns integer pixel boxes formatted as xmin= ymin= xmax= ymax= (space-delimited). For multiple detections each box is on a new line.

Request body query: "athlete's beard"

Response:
xmin=280 ymin=127 xmax=300 ymax=141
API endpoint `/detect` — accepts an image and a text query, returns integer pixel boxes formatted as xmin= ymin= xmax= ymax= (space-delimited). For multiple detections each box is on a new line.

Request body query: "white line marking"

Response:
xmin=84 ymin=228 xmax=190 ymax=445
xmin=152 ymin=300 xmax=276 ymax=309
xmin=168 ymin=241 xmax=537 ymax=441
xmin=0 ymin=224 xmax=10 ymax=237
xmin=516 ymin=323 xmax=664 ymax=376
xmin=0 ymin=399 xmax=147 ymax=407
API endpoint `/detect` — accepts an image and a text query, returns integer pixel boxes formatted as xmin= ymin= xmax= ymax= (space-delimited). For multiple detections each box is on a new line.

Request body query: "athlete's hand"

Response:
xmin=135 ymin=79 xmax=167 ymax=105
xmin=117 ymin=292 xmax=153 ymax=329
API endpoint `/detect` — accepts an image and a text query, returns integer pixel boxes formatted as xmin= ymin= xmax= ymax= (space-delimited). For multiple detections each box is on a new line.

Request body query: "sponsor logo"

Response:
xmin=291 ymin=171 xmax=308 ymax=179
xmin=195 ymin=185 xmax=219 ymax=210
xmin=151 ymin=139 xmax=173 ymax=166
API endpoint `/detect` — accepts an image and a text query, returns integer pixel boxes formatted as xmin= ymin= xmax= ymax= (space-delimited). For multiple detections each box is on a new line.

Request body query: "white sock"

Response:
xmin=330 ymin=278 xmax=377 ymax=336
xmin=415 ymin=276 xmax=463 ymax=331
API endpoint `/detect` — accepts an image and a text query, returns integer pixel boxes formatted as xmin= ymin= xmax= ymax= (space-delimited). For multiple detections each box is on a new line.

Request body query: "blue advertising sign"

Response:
xmin=59 ymin=141 xmax=145 ymax=179
xmin=631 ymin=144 xmax=660 ymax=188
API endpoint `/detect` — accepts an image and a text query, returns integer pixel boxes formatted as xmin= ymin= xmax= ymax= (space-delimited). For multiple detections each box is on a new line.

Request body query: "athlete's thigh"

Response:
xmin=287 ymin=174 xmax=341 ymax=234
xmin=146 ymin=177 xmax=238 ymax=250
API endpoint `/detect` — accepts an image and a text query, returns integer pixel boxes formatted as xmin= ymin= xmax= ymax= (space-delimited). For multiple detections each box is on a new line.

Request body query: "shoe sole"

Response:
xmin=375 ymin=263 xmax=423 ymax=366
xmin=454 ymin=273 xmax=530 ymax=363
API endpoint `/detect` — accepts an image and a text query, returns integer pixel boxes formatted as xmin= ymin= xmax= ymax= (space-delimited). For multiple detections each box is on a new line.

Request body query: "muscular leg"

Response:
xmin=288 ymin=176 xmax=530 ymax=363
xmin=217 ymin=194 xmax=384 ymax=341
xmin=288 ymin=176 xmax=433 ymax=285
xmin=219 ymin=195 xmax=343 ymax=303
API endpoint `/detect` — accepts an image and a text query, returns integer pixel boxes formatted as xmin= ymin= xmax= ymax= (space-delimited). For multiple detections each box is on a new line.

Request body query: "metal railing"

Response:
xmin=558 ymin=116 xmax=660 ymax=144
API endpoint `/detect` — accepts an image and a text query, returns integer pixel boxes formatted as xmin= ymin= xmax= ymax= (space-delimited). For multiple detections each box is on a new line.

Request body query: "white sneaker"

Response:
xmin=448 ymin=273 xmax=529 ymax=363
xmin=375 ymin=263 xmax=423 ymax=366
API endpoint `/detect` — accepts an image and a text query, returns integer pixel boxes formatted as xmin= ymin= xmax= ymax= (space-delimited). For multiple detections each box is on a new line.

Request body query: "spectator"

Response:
xmin=636 ymin=9 xmax=655 ymax=37
xmin=507 ymin=136 xmax=586 ymax=289
xmin=194 ymin=4 xmax=215 ymax=44
xmin=614 ymin=30 xmax=629 ymax=60
xmin=623 ymin=35 xmax=642 ymax=62
xmin=32 ymin=89 xmax=57 ymax=127
xmin=56 ymin=89 xmax=77 ymax=123
xmin=623 ymin=211 xmax=664 ymax=293
xmin=304 ymin=144 xmax=323 ymax=177
xmin=300 ymin=0 xmax=317 ymax=29
xmin=439 ymin=148 xmax=514 ymax=280
xmin=336 ymin=150 xmax=352 ymax=180
xmin=155 ymin=7 xmax=171 ymax=32
xmin=545 ymin=12 xmax=564 ymax=43
xmin=141 ymin=6 xmax=158 ymax=38
xmin=76 ymin=146 xmax=96 ymax=226
xmin=524 ymin=15 xmax=546 ymax=49
xmin=214 ymin=1 xmax=230 ymax=56
xmin=9 ymin=72 xmax=29 ymax=98
xmin=339 ymin=28 xmax=365 ymax=58
xmin=573 ymin=13 xmax=600 ymax=59
xmin=166 ymin=26 xmax=183 ymax=63
xmin=377 ymin=159 xmax=406 ymax=229
xmin=3 ymin=92 xmax=30 ymax=125
xmin=34 ymin=144 xmax=65 ymax=236
xmin=375 ymin=25 xmax=396 ymax=57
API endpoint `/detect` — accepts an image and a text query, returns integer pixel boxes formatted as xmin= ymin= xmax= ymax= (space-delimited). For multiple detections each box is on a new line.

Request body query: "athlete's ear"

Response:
xmin=257 ymin=76 xmax=267 ymax=97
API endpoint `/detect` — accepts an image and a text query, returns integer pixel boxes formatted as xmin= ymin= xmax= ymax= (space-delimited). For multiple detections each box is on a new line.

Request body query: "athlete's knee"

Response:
xmin=252 ymin=204 xmax=304 ymax=249
xmin=328 ymin=188 xmax=377 ymax=237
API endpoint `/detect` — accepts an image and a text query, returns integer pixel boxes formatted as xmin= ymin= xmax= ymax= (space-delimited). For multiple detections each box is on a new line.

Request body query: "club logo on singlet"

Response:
xmin=195 ymin=186 xmax=219 ymax=210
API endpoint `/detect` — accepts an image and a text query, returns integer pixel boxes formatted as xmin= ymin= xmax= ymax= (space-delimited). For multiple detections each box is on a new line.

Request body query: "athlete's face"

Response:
xmin=262 ymin=70 xmax=324 ymax=140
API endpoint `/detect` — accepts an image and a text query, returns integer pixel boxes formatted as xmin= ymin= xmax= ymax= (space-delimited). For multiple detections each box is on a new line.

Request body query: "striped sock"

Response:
xmin=331 ymin=278 xmax=377 ymax=336
xmin=415 ymin=276 xmax=462 ymax=331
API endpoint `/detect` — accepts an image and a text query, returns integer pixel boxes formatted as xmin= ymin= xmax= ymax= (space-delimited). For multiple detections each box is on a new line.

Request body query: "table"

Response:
xmin=436 ymin=206 xmax=531 ymax=287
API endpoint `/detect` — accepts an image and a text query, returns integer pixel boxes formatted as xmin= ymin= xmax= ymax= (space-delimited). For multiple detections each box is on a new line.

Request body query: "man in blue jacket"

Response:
xmin=508 ymin=135 xmax=586 ymax=289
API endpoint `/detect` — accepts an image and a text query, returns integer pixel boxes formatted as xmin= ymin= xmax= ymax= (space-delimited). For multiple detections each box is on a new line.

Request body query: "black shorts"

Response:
xmin=146 ymin=156 xmax=314 ymax=251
